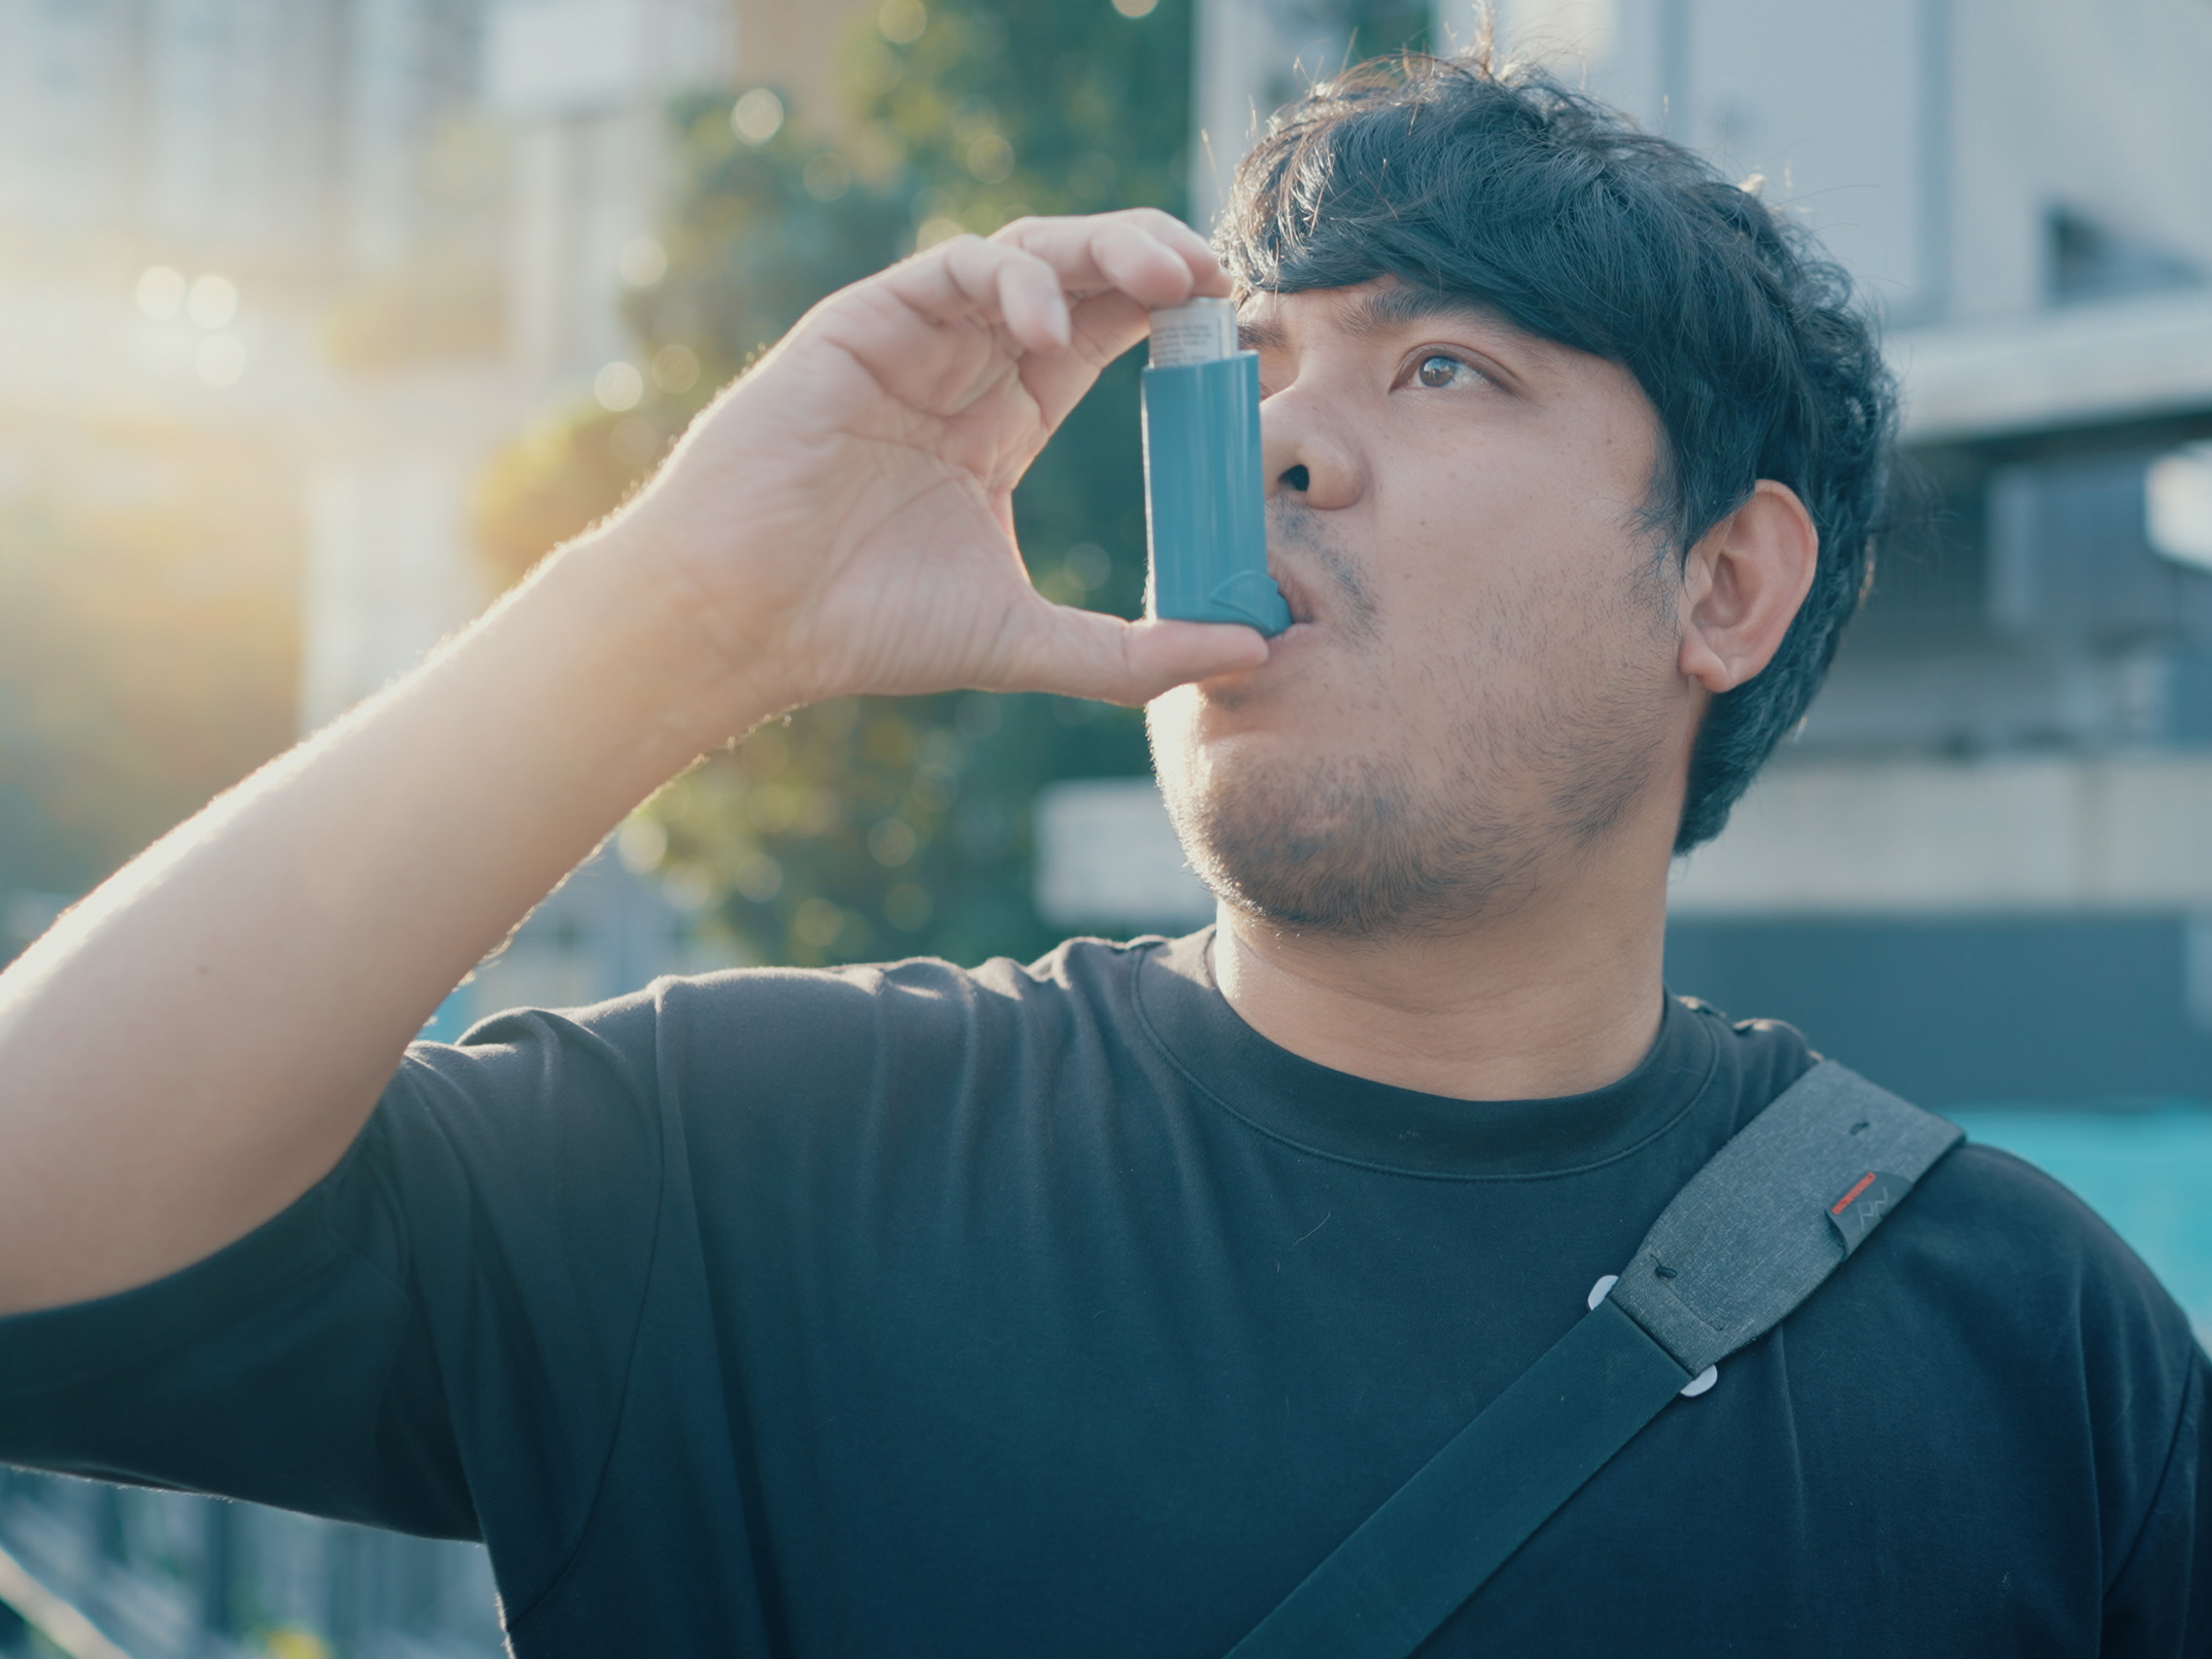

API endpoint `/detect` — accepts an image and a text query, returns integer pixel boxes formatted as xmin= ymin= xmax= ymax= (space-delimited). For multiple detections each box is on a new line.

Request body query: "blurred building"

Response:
xmin=0 ymin=0 xmax=742 ymax=722
xmin=0 ymin=3 xmax=750 ymax=1653
xmin=0 ymin=0 xmax=477 ymax=271
xmin=1060 ymin=0 xmax=2212 ymax=1112
xmin=486 ymin=0 xmax=733 ymax=371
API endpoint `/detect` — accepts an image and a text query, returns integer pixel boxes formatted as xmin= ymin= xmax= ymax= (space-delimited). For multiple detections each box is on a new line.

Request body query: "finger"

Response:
xmin=1134 ymin=207 xmax=1233 ymax=289
xmin=988 ymin=604 xmax=1270 ymax=706
xmin=1019 ymin=290 xmax=1151 ymax=429
xmin=991 ymin=246 xmax=1071 ymax=352
xmin=882 ymin=235 xmax=1071 ymax=353
xmin=1106 ymin=207 xmax=1229 ymax=292
xmin=993 ymin=210 xmax=1230 ymax=309
xmin=1091 ymin=220 xmax=1208 ymax=309
xmin=1066 ymin=288 xmax=1152 ymax=363
xmin=1058 ymin=205 xmax=1222 ymax=275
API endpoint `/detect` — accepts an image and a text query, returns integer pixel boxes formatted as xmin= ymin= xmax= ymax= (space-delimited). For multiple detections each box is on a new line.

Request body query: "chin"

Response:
xmin=1148 ymin=649 xmax=1675 ymax=936
xmin=1152 ymin=726 xmax=1543 ymax=939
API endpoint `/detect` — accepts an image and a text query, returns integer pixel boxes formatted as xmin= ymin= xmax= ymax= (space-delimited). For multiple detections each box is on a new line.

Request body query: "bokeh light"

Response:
xmin=730 ymin=87 xmax=785 ymax=145
xmin=185 ymin=275 xmax=239 ymax=331
xmin=878 ymin=0 xmax=928 ymax=45
xmin=650 ymin=343 xmax=701 ymax=394
xmin=593 ymin=361 xmax=645 ymax=411
xmin=134 ymin=265 xmax=187 ymax=321
xmin=617 ymin=237 xmax=669 ymax=289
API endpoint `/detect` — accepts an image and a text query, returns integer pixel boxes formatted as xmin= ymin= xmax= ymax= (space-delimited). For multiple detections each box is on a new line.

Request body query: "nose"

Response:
xmin=1260 ymin=385 xmax=1364 ymax=512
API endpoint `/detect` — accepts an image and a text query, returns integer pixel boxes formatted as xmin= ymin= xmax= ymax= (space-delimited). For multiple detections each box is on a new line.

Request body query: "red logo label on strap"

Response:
xmin=1830 ymin=1171 xmax=1878 ymax=1217
xmin=1828 ymin=1170 xmax=1910 ymax=1256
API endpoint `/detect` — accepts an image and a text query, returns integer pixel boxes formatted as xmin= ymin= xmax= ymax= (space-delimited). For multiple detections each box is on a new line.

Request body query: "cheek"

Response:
xmin=1383 ymin=440 xmax=1608 ymax=593
xmin=1144 ymin=687 xmax=1202 ymax=779
xmin=1382 ymin=488 xmax=1674 ymax=699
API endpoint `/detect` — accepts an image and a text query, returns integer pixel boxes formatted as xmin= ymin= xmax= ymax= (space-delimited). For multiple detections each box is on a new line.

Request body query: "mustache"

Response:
xmin=1268 ymin=499 xmax=1379 ymax=639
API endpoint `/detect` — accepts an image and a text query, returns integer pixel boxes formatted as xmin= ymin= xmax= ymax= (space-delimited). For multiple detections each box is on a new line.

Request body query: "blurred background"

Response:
xmin=3 ymin=0 xmax=2212 ymax=1652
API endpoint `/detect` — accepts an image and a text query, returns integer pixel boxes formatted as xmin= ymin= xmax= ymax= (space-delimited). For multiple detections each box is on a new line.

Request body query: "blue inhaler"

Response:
xmin=1141 ymin=298 xmax=1292 ymax=635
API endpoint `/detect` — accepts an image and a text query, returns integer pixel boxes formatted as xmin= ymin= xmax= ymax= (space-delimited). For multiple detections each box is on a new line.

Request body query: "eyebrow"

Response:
xmin=1235 ymin=286 xmax=1518 ymax=356
xmin=1236 ymin=312 xmax=1288 ymax=353
xmin=1338 ymin=284 xmax=1504 ymax=340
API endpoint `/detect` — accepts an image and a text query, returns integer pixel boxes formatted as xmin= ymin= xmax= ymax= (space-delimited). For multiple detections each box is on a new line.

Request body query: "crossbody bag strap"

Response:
xmin=1225 ymin=1060 xmax=1962 ymax=1659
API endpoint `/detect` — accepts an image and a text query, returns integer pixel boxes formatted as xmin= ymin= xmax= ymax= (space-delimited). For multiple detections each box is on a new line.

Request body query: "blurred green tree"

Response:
xmin=474 ymin=0 xmax=1433 ymax=969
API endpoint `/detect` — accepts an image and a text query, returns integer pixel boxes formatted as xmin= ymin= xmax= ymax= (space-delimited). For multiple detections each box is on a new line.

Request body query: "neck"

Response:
xmin=1211 ymin=838 xmax=1672 ymax=1102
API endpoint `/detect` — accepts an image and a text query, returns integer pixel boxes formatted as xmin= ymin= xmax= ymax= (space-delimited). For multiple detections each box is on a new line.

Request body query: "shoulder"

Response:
xmin=622 ymin=935 xmax=1152 ymax=1096
xmin=379 ymin=938 xmax=1150 ymax=1165
xmin=1663 ymin=994 xmax=2187 ymax=1359
xmin=1844 ymin=1137 xmax=2200 ymax=1512
xmin=1906 ymin=1139 xmax=2193 ymax=1347
xmin=650 ymin=934 xmax=1144 ymax=1033
xmin=1944 ymin=1138 xmax=2200 ymax=1497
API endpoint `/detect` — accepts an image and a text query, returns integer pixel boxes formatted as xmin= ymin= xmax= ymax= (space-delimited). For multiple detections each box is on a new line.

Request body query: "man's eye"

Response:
xmin=1416 ymin=354 xmax=1468 ymax=388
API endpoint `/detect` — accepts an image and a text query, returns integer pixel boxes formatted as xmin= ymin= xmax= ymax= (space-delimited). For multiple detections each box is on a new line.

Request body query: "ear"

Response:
xmin=1677 ymin=480 xmax=1819 ymax=694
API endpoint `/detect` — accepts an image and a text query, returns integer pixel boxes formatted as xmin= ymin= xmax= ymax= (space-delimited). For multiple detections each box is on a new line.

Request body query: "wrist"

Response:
xmin=517 ymin=522 xmax=795 ymax=767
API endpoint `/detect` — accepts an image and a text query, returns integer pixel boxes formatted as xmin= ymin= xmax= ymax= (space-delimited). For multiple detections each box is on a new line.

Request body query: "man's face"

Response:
xmin=1146 ymin=278 xmax=1699 ymax=937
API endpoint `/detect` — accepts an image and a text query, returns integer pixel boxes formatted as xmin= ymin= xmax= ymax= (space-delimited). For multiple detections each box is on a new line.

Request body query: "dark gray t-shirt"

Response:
xmin=2 ymin=930 xmax=2207 ymax=1655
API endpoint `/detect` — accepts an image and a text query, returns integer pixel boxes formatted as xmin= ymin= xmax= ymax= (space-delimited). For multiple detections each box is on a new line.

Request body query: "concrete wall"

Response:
xmin=1480 ymin=0 xmax=2212 ymax=329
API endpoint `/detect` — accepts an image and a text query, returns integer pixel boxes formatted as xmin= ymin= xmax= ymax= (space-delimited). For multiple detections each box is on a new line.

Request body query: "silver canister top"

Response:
xmin=1147 ymin=297 xmax=1239 ymax=368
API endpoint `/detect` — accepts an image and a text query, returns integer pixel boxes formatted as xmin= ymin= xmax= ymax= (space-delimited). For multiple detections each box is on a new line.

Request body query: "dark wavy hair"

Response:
xmin=1216 ymin=53 xmax=1897 ymax=851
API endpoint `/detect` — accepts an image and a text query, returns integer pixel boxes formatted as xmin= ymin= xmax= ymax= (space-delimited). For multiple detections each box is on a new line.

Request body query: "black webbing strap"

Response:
xmin=1225 ymin=1061 xmax=1962 ymax=1659
xmin=1224 ymin=1298 xmax=1688 ymax=1659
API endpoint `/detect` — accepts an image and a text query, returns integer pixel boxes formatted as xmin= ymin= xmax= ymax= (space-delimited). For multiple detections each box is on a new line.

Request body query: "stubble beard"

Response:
xmin=1149 ymin=523 xmax=1679 ymax=943
xmin=1160 ymin=738 xmax=1544 ymax=939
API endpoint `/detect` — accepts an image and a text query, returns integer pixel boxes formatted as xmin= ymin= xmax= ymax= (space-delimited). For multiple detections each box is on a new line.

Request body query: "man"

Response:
xmin=0 ymin=54 xmax=2204 ymax=1657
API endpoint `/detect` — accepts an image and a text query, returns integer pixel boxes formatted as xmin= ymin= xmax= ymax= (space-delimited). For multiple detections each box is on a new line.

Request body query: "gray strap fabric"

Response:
xmin=1609 ymin=1060 xmax=1961 ymax=1375
xmin=1225 ymin=1060 xmax=1960 ymax=1659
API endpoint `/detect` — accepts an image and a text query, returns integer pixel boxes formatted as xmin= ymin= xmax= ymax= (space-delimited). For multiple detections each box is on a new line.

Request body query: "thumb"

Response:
xmin=990 ymin=605 xmax=1270 ymax=705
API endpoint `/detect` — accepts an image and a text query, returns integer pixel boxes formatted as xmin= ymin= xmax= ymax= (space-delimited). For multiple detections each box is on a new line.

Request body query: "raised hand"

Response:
xmin=0 ymin=221 xmax=1287 ymax=1318
xmin=609 ymin=208 xmax=1272 ymax=724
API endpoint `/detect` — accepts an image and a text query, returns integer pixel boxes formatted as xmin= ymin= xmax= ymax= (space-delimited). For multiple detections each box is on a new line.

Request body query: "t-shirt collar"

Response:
xmin=1130 ymin=927 xmax=1718 ymax=1180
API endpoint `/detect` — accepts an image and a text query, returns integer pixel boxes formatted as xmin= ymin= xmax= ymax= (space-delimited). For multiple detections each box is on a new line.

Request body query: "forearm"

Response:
xmin=0 ymin=209 xmax=1254 ymax=1319
xmin=0 ymin=529 xmax=756 ymax=1315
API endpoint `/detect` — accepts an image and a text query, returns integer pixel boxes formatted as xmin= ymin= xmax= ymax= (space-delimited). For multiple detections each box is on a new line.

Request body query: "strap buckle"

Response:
xmin=1588 ymin=1275 xmax=1717 ymax=1396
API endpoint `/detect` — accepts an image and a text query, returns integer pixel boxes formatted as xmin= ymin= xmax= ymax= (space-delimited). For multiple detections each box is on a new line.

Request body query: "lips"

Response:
xmin=1270 ymin=565 xmax=1318 ymax=627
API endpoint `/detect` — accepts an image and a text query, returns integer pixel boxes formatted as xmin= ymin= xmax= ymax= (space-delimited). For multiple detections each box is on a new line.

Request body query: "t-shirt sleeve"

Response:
xmin=0 ymin=995 xmax=669 ymax=1562
xmin=2102 ymin=1341 xmax=2212 ymax=1655
xmin=1936 ymin=1145 xmax=2212 ymax=1655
